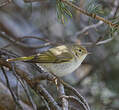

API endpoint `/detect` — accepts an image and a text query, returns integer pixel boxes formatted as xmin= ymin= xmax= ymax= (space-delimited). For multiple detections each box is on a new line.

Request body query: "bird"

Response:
xmin=7 ymin=44 xmax=88 ymax=77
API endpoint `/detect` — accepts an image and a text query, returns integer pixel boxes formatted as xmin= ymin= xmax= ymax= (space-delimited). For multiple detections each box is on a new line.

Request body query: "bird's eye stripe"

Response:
xmin=75 ymin=52 xmax=78 ymax=57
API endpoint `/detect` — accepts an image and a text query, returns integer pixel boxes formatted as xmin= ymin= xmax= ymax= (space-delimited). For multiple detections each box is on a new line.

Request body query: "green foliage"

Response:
xmin=56 ymin=0 xmax=72 ymax=23
xmin=106 ymin=17 xmax=119 ymax=37
xmin=86 ymin=0 xmax=104 ymax=15
xmin=56 ymin=0 xmax=104 ymax=23
xmin=110 ymin=17 xmax=119 ymax=32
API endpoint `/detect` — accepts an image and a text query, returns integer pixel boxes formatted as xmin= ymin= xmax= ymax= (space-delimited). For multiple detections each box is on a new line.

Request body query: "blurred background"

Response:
xmin=0 ymin=0 xmax=119 ymax=110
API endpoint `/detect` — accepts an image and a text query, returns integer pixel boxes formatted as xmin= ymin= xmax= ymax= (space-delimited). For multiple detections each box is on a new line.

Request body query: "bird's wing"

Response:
xmin=7 ymin=45 xmax=73 ymax=63
xmin=26 ymin=46 xmax=73 ymax=63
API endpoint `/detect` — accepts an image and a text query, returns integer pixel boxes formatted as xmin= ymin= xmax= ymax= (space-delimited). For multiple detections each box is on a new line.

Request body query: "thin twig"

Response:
xmin=40 ymin=95 xmax=51 ymax=110
xmin=57 ymin=82 xmax=68 ymax=110
xmin=80 ymin=35 xmax=114 ymax=47
xmin=11 ymin=72 xmax=37 ymax=110
xmin=74 ymin=21 xmax=103 ymax=37
xmin=21 ymin=81 xmax=37 ymax=110
xmin=60 ymin=95 xmax=88 ymax=109
xmin=0 ymin=32 xmax=51 ymax=49
xmin=61 ymin=80 xmax=90 ymax=110
xmin=20 ymin=36 xmax=50 ymax=43
xmin=24 ymin=83 xmax=37 ymax=110
xmin=31 ymin=73 xmax=54 ymax=84
xmin=37 ymin=84 xmax=61 ymax=110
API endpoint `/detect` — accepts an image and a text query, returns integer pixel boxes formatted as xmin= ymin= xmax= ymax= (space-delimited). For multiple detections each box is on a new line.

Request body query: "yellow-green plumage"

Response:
xmin=7 ymin=44 xmax=88 ymax=77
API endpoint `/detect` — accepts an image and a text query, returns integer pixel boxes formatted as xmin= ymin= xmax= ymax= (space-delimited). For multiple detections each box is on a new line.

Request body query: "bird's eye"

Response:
xmin=79 ymin=49 xmax=82 ymax=52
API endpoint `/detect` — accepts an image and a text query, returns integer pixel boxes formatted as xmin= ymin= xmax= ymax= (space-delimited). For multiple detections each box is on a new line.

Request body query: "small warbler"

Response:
xmin=7 ymin=44 xmax=88 ymax=77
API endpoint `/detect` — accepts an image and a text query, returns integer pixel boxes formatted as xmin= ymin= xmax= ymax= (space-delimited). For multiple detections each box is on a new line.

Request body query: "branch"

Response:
xmin=62 ymin=0 xmax=119 ymax=28
xmin=0 ymin=32 xmax=51 ymax=49
xmin=74 ymin=21 xmax=103 ymax=37
xmin=60 ymin=95 xmax=88 ymax=109
xmin=32 ymin=72 xmax=90 ymax=110
xmin=0 ymin=66 xmax=24 ymax=110
xmin=37 ymin=84 xmax=61 ymax=110
xmin=0 ymin=59 xmax=61 ymax=110
xmin=62 ymin=80 xmax=90 ymax=110
xmin=57 ymin=82 xmax=68 ymax=110
xmin=81 ymin=37 xmax=113 ymax=46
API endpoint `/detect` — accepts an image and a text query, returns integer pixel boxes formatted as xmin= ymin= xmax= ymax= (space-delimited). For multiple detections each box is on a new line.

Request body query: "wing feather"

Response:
xmin=26 ymin=45 xmax=73 ymax=63
xmin=26 ymin=51 xmax=73 ymax=63
xmin=7 ymin=45 xmax=73 ymax=63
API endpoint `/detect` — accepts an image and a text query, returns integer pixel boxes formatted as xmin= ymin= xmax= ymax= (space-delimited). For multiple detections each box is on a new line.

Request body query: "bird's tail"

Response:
xmin=6 ymin=56 xmax=34 ymax=62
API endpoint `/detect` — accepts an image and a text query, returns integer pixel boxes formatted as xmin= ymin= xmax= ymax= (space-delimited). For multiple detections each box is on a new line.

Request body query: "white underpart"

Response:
xmin=37 ymin=54 xmax=87 ymax=77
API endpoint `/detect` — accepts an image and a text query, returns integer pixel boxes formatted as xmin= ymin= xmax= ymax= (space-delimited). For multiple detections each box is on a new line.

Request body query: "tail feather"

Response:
xmin=6 ymin=56 xmax=34 ymax=62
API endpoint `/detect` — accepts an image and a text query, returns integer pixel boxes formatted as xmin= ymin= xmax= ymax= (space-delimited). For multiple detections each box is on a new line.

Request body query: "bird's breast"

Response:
xmin=37 ymin=54 xmax=87 ymax=77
